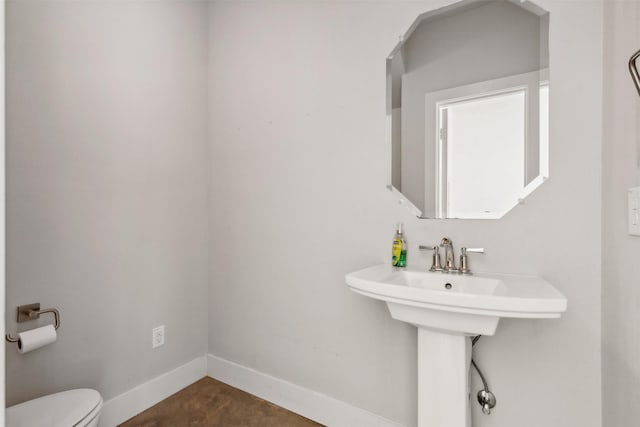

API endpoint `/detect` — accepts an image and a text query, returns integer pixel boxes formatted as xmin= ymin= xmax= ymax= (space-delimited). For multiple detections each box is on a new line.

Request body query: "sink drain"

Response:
xmin=444 ymin=283 xmax=452 ymax=290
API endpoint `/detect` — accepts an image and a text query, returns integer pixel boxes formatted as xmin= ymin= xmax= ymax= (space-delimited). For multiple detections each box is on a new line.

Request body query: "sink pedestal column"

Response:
xmin=417 ymin=328 xmax=472 ymax=427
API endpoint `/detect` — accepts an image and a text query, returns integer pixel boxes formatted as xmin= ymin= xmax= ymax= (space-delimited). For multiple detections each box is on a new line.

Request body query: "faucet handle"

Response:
xmin=460 ymin=247 xmax=484 ymax=274
xmin=419 ymin=245 xmax=443 ymax=272
xmin=463 ymin=247 xmax=484 ymax=254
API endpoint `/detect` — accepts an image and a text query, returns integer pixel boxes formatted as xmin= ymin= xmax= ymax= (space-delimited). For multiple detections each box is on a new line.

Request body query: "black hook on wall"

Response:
xmin=630 ymin=48 xmax=640 ymax=97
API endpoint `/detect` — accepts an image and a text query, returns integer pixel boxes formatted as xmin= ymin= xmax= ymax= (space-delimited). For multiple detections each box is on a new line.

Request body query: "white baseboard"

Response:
xmin=99 ymin=355 xmax=207 ymax=427
xmin=97 ymin=353 xmax=403 ymax=427
xmin=206 ymin=353 xmax=404 ymax=427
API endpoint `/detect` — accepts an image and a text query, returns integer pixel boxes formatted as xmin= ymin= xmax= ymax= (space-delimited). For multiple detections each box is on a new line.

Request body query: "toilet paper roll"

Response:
xmin=17 ymin=324 xmax=57 ymax=354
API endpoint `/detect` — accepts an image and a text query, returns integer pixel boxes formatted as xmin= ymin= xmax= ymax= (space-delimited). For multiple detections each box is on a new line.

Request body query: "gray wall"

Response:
xmin=602 ymin=1 xmax=640 ymax=425
xmin=401 ymin=0 xmax=545 ymax=213
xmin=5 ymin=1 xmax=606 ymax=426
xmin=207 ymin=1 xmax=602 ymax=426
xmin=6 ymin=0 xmax=209 ymax=405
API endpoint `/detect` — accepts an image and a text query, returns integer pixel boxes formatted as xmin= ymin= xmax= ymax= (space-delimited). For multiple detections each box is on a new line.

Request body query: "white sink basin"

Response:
xmin=346 ymin=265 xmax=567 ymax=427
xmin=346 ymin=264 xmax=568 ymax=427
xmin=346 ymin=264 xmax=567 ymax=335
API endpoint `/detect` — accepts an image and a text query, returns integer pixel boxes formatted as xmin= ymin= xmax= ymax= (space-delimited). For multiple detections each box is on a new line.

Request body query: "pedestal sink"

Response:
xmin=345 ymin=264 xmax=567 ymax=427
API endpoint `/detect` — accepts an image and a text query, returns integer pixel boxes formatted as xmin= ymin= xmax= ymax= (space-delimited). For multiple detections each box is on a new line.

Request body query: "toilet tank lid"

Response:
xmin=6 ymin=388 xmax=102 ymax=427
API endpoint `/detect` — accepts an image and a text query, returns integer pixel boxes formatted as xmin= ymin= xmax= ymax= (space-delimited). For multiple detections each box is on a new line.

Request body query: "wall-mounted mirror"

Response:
xmin=388 ymin=0 xmax=549 ymax=219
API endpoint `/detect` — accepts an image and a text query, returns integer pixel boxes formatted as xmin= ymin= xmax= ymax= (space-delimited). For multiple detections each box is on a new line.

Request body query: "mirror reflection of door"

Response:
xmin=437 ymin=89 xmax=526 ymax=218
xmin=388 ymin=0 xmax=550 ymax=219
xmin=425 ymin=71 xmax=549 ymax=218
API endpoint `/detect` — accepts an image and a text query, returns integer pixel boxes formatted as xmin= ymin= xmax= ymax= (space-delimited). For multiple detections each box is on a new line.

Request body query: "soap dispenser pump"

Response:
xmin=392 ymin=223 xmax=407 ymax=268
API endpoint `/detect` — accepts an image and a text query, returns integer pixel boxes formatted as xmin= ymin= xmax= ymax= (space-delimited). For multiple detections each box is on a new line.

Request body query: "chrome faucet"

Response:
xmin=422 ymin=239 xmax=484 ymax=274
xmin=440 ymin=237 xmax=458 ymax=273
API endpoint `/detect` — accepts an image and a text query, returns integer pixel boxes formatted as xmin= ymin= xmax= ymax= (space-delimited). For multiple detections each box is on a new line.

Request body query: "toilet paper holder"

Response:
xmin=5 ymin=303 xmax=61 ymax=343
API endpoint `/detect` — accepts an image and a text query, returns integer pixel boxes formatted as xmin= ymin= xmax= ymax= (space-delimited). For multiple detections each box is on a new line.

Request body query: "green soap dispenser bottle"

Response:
xmin=392 ymin=223 xmax=407 ymax=268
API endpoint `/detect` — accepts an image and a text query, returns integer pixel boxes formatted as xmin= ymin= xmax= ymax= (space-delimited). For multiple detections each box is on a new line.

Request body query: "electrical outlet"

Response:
xmin=152 ymin=325 xmax=165 ymax=349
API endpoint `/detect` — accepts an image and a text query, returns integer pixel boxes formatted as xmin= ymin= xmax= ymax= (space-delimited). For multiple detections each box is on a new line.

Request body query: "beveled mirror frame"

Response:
xmin=386 ymin=0 xmax=550 ymax=219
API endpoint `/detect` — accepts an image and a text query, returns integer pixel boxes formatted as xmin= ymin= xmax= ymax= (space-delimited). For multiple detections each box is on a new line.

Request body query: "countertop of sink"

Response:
xmin=346 ymin=264 xmax=567 ymax=318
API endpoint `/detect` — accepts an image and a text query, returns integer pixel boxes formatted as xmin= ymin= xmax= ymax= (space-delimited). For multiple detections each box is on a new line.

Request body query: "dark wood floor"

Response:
xmin=118 ymin=377 xmax=324 ymax=427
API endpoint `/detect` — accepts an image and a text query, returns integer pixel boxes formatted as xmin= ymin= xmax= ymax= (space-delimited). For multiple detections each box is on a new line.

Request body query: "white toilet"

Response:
xmin=6 ymin=388 xmax=103 ymax=427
